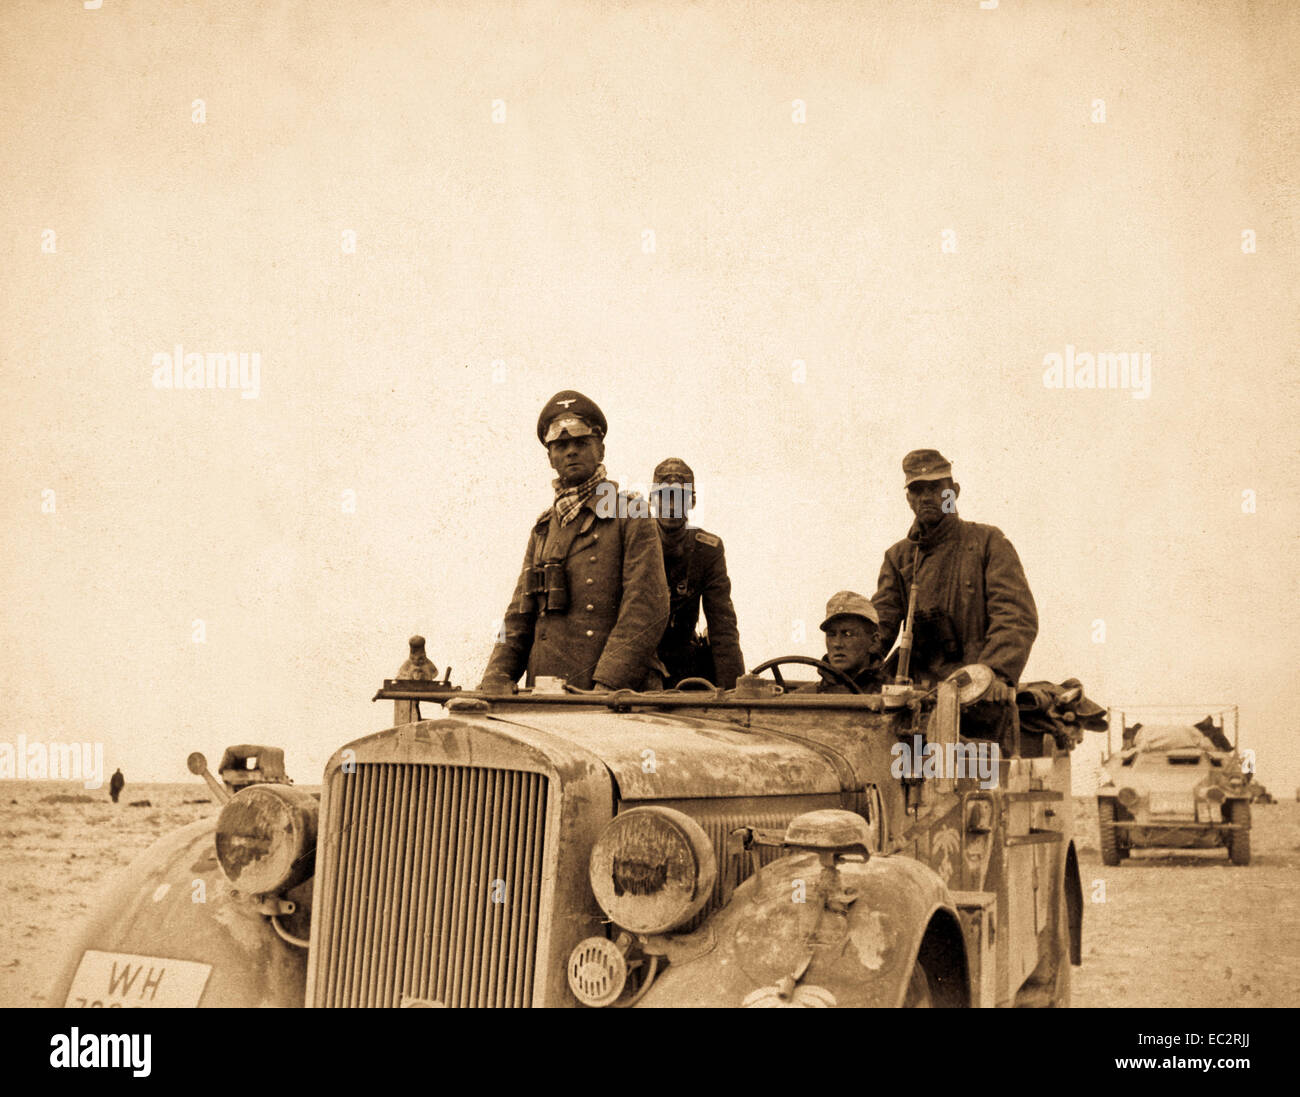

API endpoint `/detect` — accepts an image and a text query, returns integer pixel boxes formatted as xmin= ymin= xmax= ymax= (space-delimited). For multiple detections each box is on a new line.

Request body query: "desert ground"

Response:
xmin=0 ymin=781 xmax=221 ymax=1008
xmin=3 ymin=780 xmax=1298 ymax=1008
xmin=1071 ymin=797 xmax=1300 ymax=1008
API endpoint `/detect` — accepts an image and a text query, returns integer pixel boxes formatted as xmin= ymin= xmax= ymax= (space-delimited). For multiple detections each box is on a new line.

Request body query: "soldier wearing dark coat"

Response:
xmin=480 ymin=392 xmax=670 ymax=691
xmin=650 ymin=459 xmax=745 ymax=689
xmin=109 ymin=768 xmax=124 ymax=804
xmin=872 ymin=450 xmax=1038 ymax=701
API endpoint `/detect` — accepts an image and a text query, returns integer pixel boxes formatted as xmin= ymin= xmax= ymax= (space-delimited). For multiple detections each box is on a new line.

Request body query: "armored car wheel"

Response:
xmin=1097 ymin=799 xmax=1121 ymax=866
xmin=748 ymin=655 xmax=863 ymax=694
xmin=1227 ymin=801 xmax=1251 ymax=865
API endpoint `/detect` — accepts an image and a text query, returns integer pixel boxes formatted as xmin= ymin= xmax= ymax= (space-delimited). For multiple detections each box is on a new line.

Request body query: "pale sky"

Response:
xmin=2 ymin=0 xmax=1297 ymax=791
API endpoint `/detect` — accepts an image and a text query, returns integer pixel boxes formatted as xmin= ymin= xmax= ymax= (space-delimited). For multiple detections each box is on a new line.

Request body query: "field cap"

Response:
xmin=538 ymin=390 xmax=607 ymax=445
xmin=902 ymin=449 xmax=953 ymax=485
xmin=652 ymin=457 xmax=694 ymax=486
xmin=820 ymin=591 xmax=880 ymax=631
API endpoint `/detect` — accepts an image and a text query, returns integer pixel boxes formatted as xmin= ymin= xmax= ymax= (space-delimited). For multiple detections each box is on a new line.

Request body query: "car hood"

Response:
xmin=482 ymin=709 xmax=843 ymax=801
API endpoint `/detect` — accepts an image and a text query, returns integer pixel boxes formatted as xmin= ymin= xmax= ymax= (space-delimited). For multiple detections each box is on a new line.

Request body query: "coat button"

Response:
xmin=589 ymin=555 xmax=597 ymax=562
xmin=592 ymin=533 xmax=599 ymax=541
xmin=585 ymin=629 xmax=594 ymax=637
xmin=586 ymin=604 xmax=594 ymax=611
xmin=586 ymin=577 xmax=595 ymax=585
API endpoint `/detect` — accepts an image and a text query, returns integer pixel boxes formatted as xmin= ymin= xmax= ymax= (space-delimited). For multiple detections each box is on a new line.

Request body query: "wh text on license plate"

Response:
xmin=64 ymin=951 xmax=211 ymax=1008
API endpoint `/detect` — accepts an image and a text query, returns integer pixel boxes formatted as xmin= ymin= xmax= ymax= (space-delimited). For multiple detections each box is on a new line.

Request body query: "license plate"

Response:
xmin=1148 ymin=793 xmax=1193 ymax=817
xmin=64 ymin=951 xmax=212 ymax=1008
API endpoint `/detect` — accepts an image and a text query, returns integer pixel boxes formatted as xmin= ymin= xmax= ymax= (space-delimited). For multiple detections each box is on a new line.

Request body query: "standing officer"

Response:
xmin=814 ymin=591 xmax=884 ymax=693
xmin=109 ymin=767 xmax=124 ymax=804
xmin=480 ymin=391 xmax=669 ymax=691
xmin=872 ymin=450 xmax=1037 ymax=701
xmin=650 ymin=458 xmax=745 ymax=689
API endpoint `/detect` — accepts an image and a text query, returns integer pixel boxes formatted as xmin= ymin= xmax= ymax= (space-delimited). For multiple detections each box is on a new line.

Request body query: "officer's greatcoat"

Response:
xmin=483 ymin=482 xmax=669 ymax=690
xmin=656 ymin=527 xmax=745 ymax=689
xmin=873 ymin=513 xmax=1038 ymax=685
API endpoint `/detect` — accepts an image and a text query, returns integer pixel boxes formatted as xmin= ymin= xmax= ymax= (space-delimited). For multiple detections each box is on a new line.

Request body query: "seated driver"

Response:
xmin=811 ymin=591 xmax=884 ymax=693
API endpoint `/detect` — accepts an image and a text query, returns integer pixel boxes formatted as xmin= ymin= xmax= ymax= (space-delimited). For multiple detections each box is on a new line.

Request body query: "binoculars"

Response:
xmin=523 ymin=562 xmax=569 ymax=614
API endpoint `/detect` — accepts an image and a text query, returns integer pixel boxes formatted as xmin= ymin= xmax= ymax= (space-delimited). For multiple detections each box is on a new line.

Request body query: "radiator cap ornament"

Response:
xmin=398 ymin=636 xmax=438 ymax=681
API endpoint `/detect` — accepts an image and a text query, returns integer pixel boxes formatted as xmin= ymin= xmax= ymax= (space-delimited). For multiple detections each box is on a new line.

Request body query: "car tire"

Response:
xmin=1098 ymin=799 xmax=1121 ymax=866
xmin=902 ymin=960 xmax=933 ymax=1007
xmin=1227 ymin=800 xmax=1251 ymax=866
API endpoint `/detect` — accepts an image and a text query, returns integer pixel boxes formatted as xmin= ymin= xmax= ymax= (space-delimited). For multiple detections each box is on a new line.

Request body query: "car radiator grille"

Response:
xmin=680 ymin=805 xmax=803 ymax=931
xmin=312 ymin=763 xmax=549 ymax=1008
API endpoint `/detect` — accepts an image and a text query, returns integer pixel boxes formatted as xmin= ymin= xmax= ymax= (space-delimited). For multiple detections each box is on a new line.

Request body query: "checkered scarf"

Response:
xmin=553 ymin=464 xmax=607 ymax=526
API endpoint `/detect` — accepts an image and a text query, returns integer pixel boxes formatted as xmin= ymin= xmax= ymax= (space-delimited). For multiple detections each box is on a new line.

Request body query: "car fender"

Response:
xmin=47 ymin=818 xmax=306 ymax=1008
xmin=636 ymin=849 xmax=967 ymax=1007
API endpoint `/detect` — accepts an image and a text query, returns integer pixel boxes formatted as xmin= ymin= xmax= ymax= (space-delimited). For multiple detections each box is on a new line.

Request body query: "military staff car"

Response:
xmin=51 ymin=639 xmax=1097 ymax=1008
xmin=1097 ymin=705 xmax=1250 ymax=866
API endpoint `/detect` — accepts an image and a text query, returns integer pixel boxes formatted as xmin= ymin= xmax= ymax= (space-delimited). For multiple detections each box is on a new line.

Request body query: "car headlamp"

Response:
xmin=589 ymin=806 xmax=717 ymax=935
xmin=215 ymin=784 xmax=318 ymax=895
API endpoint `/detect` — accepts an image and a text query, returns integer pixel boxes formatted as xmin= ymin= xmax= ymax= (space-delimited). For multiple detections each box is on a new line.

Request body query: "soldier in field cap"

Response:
xmin=650 ymin=458 xmax=745 ymax=689
xmin=872 ymin=449 xmax=1038 ymax=701
xmin=812 ymin=591 xmax=884 ymax=693
xmin=480 ymin=391 xmax=669 ymax=692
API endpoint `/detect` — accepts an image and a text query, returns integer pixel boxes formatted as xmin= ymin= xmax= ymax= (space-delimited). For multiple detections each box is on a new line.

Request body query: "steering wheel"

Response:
xmin=747 ymin=655 xmax=863 ymax=695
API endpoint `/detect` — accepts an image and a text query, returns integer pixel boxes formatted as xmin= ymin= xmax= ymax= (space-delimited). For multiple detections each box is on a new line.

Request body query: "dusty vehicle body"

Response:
xmin=1098 ymin=705 xmax=1250 ymax=866
xmin=50 ymin=645 xmax=1086 ymax=1008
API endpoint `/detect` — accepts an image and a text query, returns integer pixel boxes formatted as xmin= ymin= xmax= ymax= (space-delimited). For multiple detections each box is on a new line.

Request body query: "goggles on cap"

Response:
xmin=543 ymin=416 xmax=597 ymax=444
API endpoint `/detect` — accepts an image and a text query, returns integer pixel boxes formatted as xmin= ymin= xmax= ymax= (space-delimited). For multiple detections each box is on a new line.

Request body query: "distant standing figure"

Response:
xmin=109 ymin=768 xmax=124 ymax=804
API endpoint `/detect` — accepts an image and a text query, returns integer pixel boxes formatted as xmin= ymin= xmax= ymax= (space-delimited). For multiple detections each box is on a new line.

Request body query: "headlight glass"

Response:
xmin=215 ymin=784 xmax=318 ymax=895
xmin=589 ymin=806 xmax=717 ymax=934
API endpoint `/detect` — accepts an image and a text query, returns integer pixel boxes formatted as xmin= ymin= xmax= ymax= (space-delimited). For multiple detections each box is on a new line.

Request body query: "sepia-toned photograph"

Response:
xmin=2 ymin=0 xmax=1296 ymax=1054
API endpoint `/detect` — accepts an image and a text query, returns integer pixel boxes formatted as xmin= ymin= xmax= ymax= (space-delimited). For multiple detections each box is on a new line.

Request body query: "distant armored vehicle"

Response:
xmin=1097 ymin=705 xmax=1250 ymax=866
xmin=50 ymin=638 xmax=1100 ymax=1008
